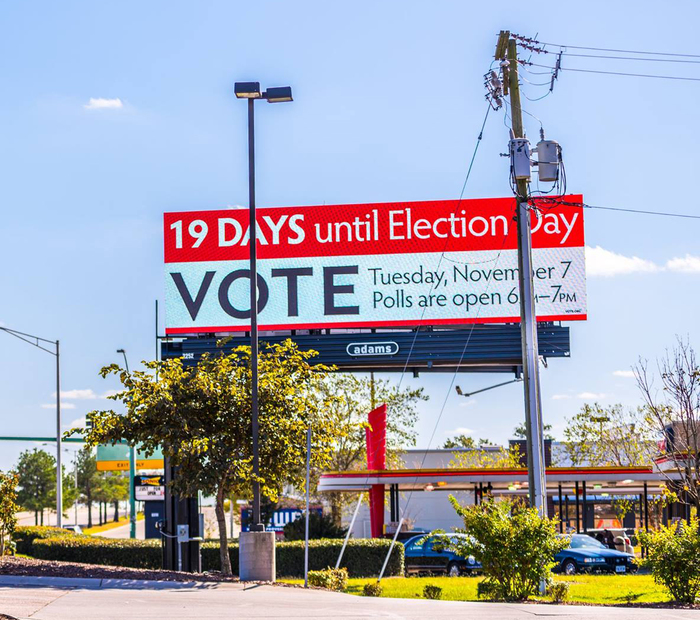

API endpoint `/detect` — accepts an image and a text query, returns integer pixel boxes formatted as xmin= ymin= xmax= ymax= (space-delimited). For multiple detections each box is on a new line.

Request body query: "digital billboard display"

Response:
xmin=163 ymin=196 xmax=586 ymax=334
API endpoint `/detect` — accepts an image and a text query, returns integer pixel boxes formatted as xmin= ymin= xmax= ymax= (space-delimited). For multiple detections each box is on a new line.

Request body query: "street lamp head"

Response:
xmin=116 ymin=348 xmax=125 ymax=354
xmin=234 ymin=82 xmax=262 ymax=99
xmin=263 ymin=86 xmax=293 ymax=103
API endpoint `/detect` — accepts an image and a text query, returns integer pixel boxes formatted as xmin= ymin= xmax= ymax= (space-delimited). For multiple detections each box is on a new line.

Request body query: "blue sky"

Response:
xmin=1 ymin=0 xmax=699 ymax=471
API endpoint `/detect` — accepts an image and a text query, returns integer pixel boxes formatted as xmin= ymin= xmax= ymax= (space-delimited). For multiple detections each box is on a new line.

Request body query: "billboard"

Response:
xmin=164 ymin=196 xmax=586 ymax=334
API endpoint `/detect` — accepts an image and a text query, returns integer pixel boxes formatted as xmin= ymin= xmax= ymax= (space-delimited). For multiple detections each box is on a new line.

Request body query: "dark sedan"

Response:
xmin=403 ymin=534 xmax=481 ymax=576
xmin=555 ymin=534 xmax=636 ymax=575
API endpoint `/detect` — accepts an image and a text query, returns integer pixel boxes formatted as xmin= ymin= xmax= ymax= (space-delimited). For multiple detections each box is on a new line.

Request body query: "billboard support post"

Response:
xmin=500 ymin=33 xmax=547 ymax=515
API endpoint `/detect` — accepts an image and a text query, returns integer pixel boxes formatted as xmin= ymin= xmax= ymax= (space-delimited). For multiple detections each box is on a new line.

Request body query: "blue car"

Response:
xmin=555 ymin=534 xmax=636 ymax=575
xmin=403 ymin=534 xmax=481 ymax=576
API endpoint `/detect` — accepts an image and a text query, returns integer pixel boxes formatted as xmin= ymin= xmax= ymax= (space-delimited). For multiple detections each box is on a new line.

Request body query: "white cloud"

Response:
xmin=577 ymin=392 xmax=606 ymax=399
xmin=666 ymin=254 xmax=700 ymax=274
xmin=41 ymin=402 xmax=75 ymax=409
xmin=551 ymin=394 xmax=572 ymax=400
xmin=68 ymin=417 xmax=87 ymax=428
xmin=84 ymin=97 xmax=123 ymax=110
xmin=100 ymin=389 xmax=119 ymax=399
xmin=458 ymin=399 xmax=478 ymax=409
xmin=54 ymin=389 xmax=97 ymax=400
xmin=613 ymin=370 xmax=635 ymax=378
xmin=445 ymin=427 xmax=474 ymax=437
xmin=585 ymin=245 xmax=660 ymax=277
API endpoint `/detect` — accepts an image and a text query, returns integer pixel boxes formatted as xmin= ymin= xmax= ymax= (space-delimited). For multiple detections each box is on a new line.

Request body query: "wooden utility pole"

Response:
xmin=495 ymin=31 xmax=547 ymax=515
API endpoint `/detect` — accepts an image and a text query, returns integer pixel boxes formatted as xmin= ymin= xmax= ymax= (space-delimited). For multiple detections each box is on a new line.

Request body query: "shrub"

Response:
xmin=0 ymin=471 xmax=18 ymax=557
xmin=307 ymin=567 xmax=348 ymax=591
xmin=546 ymin=581 xmax=569 ymax=603
xmin=423 ymin=584 xmax=442 ymax=600
xmin=363 ymin=581 xmax=383 ymax=597
xmin=477 ymin=580 xmax=501 ymax=600
xmin=445 ymin=497 xmax=567 ymax=601
xmin=283 ymin=512 xmax=347 ymax=541
xmin=26 ymin=535 xmax=402 ymax=578
xmin=32 ymin=536 xmax=161 ymax=569
xmin=638 ymin=518 xmax=700 ymax=604
xmin=14 ymin=526 xmax=77 ymax=556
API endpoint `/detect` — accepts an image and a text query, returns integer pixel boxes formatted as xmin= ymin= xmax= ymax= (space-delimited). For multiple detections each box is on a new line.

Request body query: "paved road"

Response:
xmin=0 ymin=582 xmax=697 ymax=620
xmin=92 ymin=519 xmax=145 ymax=539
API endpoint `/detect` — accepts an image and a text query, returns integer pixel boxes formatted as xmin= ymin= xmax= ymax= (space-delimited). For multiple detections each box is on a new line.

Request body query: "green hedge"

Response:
xmin=32 ymin=537 xmax=162 ymax=569
xmin=14 ymin=526 xmax=77 ymax=555
xmin=26 ymin=535 xmax=404 ymax=578
xmin=203 ymin=538 xmax=404 ymax=578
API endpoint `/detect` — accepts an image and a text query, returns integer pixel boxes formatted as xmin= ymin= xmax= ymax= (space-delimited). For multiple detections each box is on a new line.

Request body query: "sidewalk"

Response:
xmin=0 ymin=576 xmax=698 ymax=620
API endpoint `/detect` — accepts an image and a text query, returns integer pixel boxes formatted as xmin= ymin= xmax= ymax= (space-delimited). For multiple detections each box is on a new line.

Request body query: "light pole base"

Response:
xmin=239 ymin=531 xmax=276 ymax=582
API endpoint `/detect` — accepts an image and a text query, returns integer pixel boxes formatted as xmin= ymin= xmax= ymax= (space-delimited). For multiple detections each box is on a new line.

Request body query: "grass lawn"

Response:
xmin=283 ymin=574 xmax=672 ymax=605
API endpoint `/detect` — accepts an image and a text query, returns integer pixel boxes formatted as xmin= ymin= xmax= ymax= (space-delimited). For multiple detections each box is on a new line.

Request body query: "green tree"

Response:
xmin=317 ymin=374 xmax=425 ymax=524
xmin=50 ymin=465 xmax=78 ymax=516
xmin=103 ymin=472 xmax=129 ymax=522
xmin=443 ymin=497 xmax=567 ymax=601
xmin=563 ymin=403 xmax=652 ymax=467
xmin=0 ymin=470 xmax=19 ymax=556
xmin=76 ymin=447 xmax=101 ymax=528
xmin=636 ymin=338 xmax=700 ymax=511
xmin=449 ymin=443 xmax=523 ymax=470
xmin=75 ymin=339 xmax=344 ymax=576
xmin=512 ymin=422 xmax=555 ymax=441
xmin=443 ymin=435 xmax=492 ymax=449
xmin=15 ymin=449 xmax=55 ymax=525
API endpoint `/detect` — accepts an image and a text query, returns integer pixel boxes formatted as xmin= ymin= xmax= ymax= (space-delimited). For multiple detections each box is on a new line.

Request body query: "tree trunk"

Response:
xmin=215 ymin=485 xmax=232 ymax=576
xmin=40 ymin=510 xmax=44 ymax=526
xmin=330 ymin=494 xmax=343 ymax=526
xmin=87 ymin=498 xmax=93 ymax=528
xmin=113 ymin=501 xmax=119 ymax=522
xmin=34 ymin=511 xmax=38 ymax=526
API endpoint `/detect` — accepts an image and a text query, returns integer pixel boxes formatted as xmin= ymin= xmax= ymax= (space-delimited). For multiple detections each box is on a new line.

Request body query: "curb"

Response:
xmin=0 ymin=575 xmax=222 ymax=590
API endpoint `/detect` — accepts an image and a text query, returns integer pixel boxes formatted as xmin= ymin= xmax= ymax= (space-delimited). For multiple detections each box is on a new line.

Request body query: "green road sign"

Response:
xmin=96 ymin=444 xmax=164 ymax=471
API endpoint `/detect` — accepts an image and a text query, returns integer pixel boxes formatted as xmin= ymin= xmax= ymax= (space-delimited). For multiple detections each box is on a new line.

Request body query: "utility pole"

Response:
xmin=495 ymin=31 xmax=547 ymax=515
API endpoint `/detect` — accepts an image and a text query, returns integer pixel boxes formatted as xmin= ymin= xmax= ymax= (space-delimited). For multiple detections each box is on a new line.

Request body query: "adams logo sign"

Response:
xmin=346 ymin=341 xmax=399 ymax=357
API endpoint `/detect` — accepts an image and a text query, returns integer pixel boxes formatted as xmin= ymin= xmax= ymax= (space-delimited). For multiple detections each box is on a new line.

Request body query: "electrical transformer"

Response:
xmin=510 ymin=138 xmax=532 ymax=181
xmin=536 ymin=138 xmax=560 ymax=183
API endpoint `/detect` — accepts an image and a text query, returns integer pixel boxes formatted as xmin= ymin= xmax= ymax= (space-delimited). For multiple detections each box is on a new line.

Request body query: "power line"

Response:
xmin=532 ymin=197 xmax=700 ymax=220
xmin=560 ymin=52 xmax=700 ymax=65
xmin=531 ymin=40 xmax=700 ymax=59
xmin=528 ymin=62 xmax=700 ymax=83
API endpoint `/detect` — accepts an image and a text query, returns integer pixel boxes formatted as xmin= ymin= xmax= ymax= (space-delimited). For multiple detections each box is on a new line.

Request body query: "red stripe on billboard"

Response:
xmin=164 ymin=196 xmax=584 ymax=263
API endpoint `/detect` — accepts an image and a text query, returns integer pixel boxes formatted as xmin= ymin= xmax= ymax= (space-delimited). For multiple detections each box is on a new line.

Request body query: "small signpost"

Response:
xmin=133 ymin=474 xmax=165 ymax=501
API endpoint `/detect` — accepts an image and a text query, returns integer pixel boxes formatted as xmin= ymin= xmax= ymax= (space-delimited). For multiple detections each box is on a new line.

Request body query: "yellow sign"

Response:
xmin=96 ymin=459 xmax=164 ymax=472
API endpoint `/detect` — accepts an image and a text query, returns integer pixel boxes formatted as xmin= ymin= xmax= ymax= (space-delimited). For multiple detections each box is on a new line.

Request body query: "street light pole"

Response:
xmin=117 ymin=349 xmax=136 ymax=539
xmin=246 ymin=96 xmax=263 ymax=532
xmin=56 ymin=340 xmax=62 ymax=527
xmin=234 ymin=82 xmax=293 ymax=532
xmin=0 ymin=327 xmax=62 ymax=527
